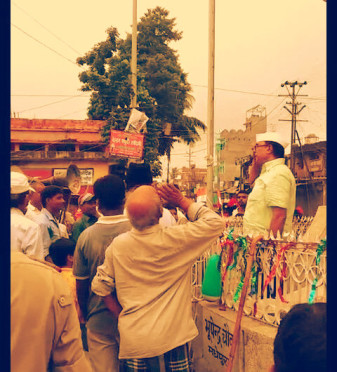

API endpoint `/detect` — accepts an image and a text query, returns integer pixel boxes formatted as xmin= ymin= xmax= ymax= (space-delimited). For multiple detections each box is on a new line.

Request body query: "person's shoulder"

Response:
xmin=75 ymin=221 xmax=97 ymax=245
xmin=34 ymin=210 xmax=49 ymax=224
xmin=15 ymin=213 xmax=40 ymax=229
xmin=11 ymin=251 xmax=60 ymax=275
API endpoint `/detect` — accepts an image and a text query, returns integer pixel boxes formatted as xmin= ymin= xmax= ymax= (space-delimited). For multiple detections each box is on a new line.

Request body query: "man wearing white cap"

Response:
xmin=72 ymin=193 xmax=98 ymax=242
xmin=243 ymin=132 xmax=296 ymax=237
xmin=10 ymin=172 xmax=44 ymax=259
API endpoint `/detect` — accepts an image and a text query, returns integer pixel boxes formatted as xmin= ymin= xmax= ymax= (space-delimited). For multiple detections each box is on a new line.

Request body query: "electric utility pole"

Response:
xmin=279 ymin=81 xmax=308 ymax=172
xmin=131 ymin=0 xmax=137 ymax=108
xmin=206 ymin=0 xmax=215 ymax=208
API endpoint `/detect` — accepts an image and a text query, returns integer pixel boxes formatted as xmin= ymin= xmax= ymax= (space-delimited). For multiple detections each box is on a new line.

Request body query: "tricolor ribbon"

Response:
xmin=233 ymin=274 xmax=245 ymax=303
xmin=308 ymin=239 xmax=326 ymax=304
xmin=262 ymin=242 xmax=295 ymax=300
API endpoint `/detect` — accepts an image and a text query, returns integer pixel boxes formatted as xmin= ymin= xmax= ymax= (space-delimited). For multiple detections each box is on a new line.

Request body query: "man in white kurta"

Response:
xmin=10 ymin=172 xmax=44 ymax=259
xmin=91 ymin=184 xmax=225 ymax=369
xmin=243 ymin=132 xmax=296 ymax=237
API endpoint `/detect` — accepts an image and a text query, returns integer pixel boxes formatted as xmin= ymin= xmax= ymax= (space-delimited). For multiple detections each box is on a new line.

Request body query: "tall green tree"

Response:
xmin=77 ymin=7 xmax=205 ymax=177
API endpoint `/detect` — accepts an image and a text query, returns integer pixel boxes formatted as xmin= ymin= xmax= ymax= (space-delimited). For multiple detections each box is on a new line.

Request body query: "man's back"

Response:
xmin=93 ymin=202 xmax=225 ymax=359
xmin=73 ymin=216 xmax=131 ymax=334
xmin=10 ymin=208 xmax=44 ymax=259
xmin=11 ymin=251 xmax=91 ymax=372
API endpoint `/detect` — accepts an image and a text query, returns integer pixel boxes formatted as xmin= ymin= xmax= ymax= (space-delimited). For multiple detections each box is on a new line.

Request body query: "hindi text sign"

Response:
xmin=203 ymin=309 xmax=235 ymax=369
xmin=109 ymin=130 xmax=144 ymax=159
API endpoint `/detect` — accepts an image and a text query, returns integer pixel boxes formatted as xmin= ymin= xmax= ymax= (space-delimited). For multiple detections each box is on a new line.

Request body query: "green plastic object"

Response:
xmin=201 ymin=254 xmax=221 ymax=301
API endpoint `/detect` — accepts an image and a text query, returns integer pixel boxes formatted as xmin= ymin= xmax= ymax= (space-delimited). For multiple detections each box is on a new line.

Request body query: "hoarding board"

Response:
xmin=109 ymin=129 xmax=144 ymax=159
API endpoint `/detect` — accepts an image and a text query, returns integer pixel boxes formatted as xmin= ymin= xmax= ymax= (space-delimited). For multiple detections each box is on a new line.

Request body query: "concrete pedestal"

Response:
xmin=191 ymin=301 xmax=277 ymax=372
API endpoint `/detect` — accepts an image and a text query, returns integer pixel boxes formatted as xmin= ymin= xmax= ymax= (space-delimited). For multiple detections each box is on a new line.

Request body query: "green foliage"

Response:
xmin=77 ymin=7 xmax=205 ymax=176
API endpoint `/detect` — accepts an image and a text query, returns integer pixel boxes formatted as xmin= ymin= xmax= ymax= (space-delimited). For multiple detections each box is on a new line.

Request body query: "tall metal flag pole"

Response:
xmin=206 ymin=0 xmax=215 ymax=208
xmin=131 ymin=0 xmax=137 ymax=108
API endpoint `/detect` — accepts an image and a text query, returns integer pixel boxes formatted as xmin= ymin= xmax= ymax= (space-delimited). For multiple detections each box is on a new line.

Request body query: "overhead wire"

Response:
xmin=12 ymin=2 xmax=82 ymax=56
xmin=17 ymin=94 xmax=88 ymax=114
xmin=11 ymin=23 xmax=78 ymax=66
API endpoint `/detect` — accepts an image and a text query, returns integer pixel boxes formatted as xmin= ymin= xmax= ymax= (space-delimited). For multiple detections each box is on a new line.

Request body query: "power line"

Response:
xmin=11 ymin=23 xmax=77 ymax=66
xmin=13 ymin=2 xmax=82 ymax=56
xmin=191 ymin=84 xmax=282 ymax=97
xmin=16 ymin=94 xmax=88 ymax=114
xmin=11 ymin=94 xmax=90 ymax=97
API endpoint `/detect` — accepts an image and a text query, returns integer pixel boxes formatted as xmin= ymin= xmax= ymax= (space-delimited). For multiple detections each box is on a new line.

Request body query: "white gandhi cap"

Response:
xmin=11 ymin=171 xmax=35 ymax=194
xmin=256 ymin=132 xmax=288 ymax=148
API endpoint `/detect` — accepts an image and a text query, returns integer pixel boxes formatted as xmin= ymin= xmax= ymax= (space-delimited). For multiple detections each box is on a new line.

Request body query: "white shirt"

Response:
xmin=11 ymin=208 xmax=44 ymax=259
xmin=92 ymin=202 xmax=226 ymax=359
xmin=25 ymin=202 xmax=42 ymax=223
xmin=243 ymin=158 xmax=296 ymax=236
xmin=36 ymin=208 xmax=69 ymax=258
xmin=159 ymin=207 xmax=177 ymax=226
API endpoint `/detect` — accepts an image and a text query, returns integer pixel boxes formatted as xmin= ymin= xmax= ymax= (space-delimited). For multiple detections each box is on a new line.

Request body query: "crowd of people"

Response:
xmin=10 ymin=131 xmax=327 ymax=371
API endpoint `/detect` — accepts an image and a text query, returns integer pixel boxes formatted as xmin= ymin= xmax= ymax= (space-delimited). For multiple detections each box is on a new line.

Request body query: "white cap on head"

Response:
xmin=78 ymin=193 xmax=96 ymax=206
xmin=11 ymin=172 xmax=35 ymax=194
xmin=256 ymin=132 xmax=288 ymax=148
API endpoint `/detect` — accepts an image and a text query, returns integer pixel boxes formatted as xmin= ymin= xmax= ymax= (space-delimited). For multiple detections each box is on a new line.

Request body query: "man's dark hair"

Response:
xmin=41 ymin=185 xmax=63 ymax=208
xmin=125 ymin=163 xmax=153 ymax=191
xmin=273 ymin=303 xmax=326 ymax=372
xmin=69 ymin=195 xmax=79 ymax=207
xmin=93 ymin=174 xmax=125 ymax=210
xmin=267 ymin=141 xmax=285 ymax=158
xmin=10 ymin=191 xmax=29 ymax=209
xmin=49 ymin=238 xmax=76 ymax=267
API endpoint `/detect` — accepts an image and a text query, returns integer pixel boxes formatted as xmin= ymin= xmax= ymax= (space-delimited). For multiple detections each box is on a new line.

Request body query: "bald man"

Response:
xmin=25 ymin=181 xmax=45 ymax=223
xmin=92 ymin=184 xmax=225 ymax=372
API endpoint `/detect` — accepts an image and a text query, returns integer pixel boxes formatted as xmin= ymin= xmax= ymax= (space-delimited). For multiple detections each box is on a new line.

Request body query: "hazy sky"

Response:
xmin=11 ymin=0 xmax=326 ymax=172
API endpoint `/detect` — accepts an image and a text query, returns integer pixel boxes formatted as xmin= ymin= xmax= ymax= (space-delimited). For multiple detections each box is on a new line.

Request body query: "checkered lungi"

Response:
xmin=120 ymin=343 xmax=190 ymax=372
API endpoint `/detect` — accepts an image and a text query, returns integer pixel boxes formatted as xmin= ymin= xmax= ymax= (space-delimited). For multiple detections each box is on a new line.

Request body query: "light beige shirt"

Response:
xmin=11 ymin=251 xmax=92 ymax=372
xmin=92 ymin=202 xmax=225 ymax=359
xmin=243 ymin=158 xmax=296 ymax=236
xmin=25 ymin=202 xmax=42 ymax=223
xmin=11 ymin=208 xmax=44 ymax=259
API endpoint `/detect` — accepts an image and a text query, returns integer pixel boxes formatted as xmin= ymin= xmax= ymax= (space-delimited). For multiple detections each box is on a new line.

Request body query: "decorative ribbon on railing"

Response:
xmin=219 ymin=230 xmax=235 ymax=309
xmin=262 ymin=242 xmax=295 ymax=301
xmin=277 ymin=256 xmax=289 ymax=303
xmin=233 ymin=274 xmax=245 ymax=303
xmin=228 ymin=236 xmax=247 ymax=271
xmin=308 ymin=239 xmax=327 ymax=304
xmin=232 ymin=236 xmax=249 ymax=303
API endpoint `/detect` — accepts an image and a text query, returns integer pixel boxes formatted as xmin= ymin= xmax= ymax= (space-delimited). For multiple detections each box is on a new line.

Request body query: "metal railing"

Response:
xmin=190 ymin=216 xmax=326 ymax=327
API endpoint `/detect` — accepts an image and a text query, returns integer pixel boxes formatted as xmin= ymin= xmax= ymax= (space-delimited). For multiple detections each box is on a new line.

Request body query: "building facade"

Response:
xmin=11 ymin=118 xmax=125 ymax=188
xmin=216 ymin=105 xmax=267 ymax=188
xmin=292 ymin=136 xmax=326 ymax=216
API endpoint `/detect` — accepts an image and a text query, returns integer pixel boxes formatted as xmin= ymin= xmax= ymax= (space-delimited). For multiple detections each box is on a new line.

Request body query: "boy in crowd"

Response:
xmin=49 ymin=238 xmax=88 ymax=351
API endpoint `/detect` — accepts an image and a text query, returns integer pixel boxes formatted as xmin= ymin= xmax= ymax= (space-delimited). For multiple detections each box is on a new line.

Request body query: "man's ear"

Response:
xmin=268 ymin=364 xmax=276 ymax=372
xmin=67 ymin=254 xmax=74 ymax=267
xmin=159 ymin=205 xmax=163 ymax=219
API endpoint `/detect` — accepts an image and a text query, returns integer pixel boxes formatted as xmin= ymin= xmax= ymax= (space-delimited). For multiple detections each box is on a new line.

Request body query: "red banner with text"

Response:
xmin=109 ymin=130 xmax=144 ymax=159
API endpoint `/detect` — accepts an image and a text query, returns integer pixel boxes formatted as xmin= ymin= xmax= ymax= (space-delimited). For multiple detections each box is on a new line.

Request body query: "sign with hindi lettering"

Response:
xmin=53 ymin=168 xmax=94 ymax=185
xmin=202 ymin=309 xmax=235 ymax=369
xmin=109 ymin=130 xmax=144 ymax=159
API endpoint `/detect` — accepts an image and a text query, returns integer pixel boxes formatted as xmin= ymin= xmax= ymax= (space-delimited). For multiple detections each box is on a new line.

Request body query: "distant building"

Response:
xmin=10 ymin=118 xmax=125 ymax=188
xmin=292 ymin=136 xmax=326 ymax=216
xmin=216 ymin=105 xmax=267 ymax=190
xmin=172 ymin=165 xmax=207 ymax=197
